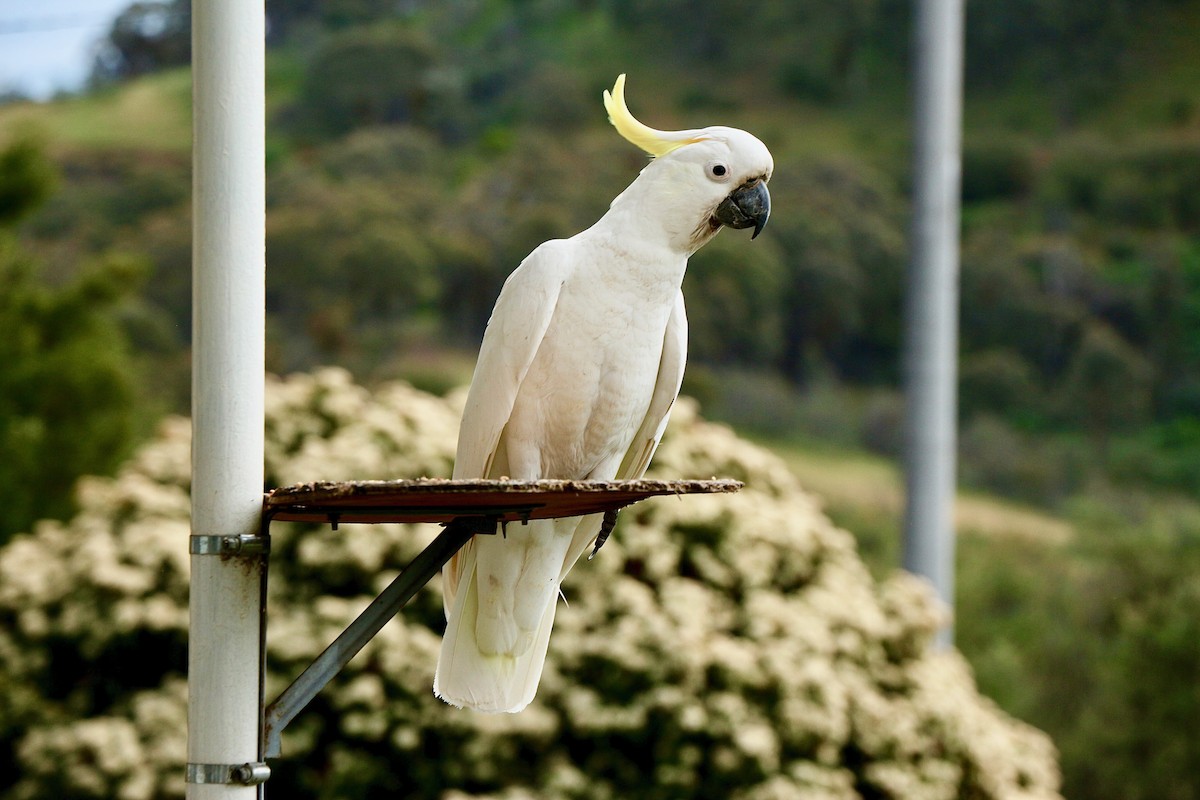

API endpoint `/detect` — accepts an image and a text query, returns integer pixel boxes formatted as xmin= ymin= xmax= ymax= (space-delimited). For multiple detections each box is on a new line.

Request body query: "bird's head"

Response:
xmin=604 ymin=74 xmax=773 ymax=252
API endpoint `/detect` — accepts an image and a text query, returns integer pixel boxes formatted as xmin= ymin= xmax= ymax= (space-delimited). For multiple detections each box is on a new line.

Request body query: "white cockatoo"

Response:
xmin=434 ymin=74 xmax=773 ymax=712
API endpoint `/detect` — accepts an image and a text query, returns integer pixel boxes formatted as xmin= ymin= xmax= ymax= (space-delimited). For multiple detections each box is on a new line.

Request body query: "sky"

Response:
xmin=0 ymin=0 xmax=133 ymax=100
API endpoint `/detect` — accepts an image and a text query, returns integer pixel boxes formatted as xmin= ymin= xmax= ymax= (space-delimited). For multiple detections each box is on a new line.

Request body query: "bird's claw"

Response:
xmin=589 ymin=509 xmax=619 ymax=560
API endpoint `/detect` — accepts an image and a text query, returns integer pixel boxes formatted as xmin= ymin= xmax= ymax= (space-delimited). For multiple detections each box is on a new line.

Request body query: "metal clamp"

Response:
xmin=190 ymin=534 xmax=270 ymax=557
xmin=186 ymin=762 xmax=271 ymax=786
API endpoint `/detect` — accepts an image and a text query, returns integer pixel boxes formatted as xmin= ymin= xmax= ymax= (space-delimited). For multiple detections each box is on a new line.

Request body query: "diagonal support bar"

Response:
xmin=255 ymin=480 xmax=742 ymax=764
xmin=262 ymin=517 xmax=486 ymax=758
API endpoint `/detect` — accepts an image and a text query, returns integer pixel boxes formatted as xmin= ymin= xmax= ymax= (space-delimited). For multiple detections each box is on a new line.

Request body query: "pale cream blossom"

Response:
xmin=0 ymin=368 xmax=1062 ymax=799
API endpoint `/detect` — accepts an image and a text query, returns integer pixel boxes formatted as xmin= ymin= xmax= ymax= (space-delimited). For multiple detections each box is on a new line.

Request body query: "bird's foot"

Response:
xmin=588 ymin=509 xmax=619 ymax=560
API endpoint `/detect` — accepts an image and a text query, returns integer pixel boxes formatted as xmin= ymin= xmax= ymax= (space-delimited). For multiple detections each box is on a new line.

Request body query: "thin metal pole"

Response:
xmin=187 ymin=0 xmax=266 ymax=796
xmin=902 ymin=0 xmax=964 ymax=647
xmin=262 ymin=519 xmax=479 ymax=758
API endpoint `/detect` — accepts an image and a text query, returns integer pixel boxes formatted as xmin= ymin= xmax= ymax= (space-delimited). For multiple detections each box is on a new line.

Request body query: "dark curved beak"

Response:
xmin=713 ymin=178 xmax=771 ymax=239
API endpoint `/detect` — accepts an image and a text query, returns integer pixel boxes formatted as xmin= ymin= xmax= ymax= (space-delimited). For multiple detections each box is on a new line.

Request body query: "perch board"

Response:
xmin=263 ymin=478 xmax=742 ymax=526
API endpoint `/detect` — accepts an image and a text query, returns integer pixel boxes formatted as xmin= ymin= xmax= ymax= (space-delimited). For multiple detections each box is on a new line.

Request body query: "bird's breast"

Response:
xmin=505 ymin=272 xmax=677 ymax=480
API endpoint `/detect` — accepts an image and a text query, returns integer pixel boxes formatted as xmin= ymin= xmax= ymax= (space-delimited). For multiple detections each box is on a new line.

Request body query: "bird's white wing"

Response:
xmin=616 ymin=288 xmax=688 ymax=481
xmin=558 ymin=288 xmax=689 ymax=578
xmin=453 ymin=242 xmax=569 ymax=479
xmin=443 ymin=242 xmax=569 ymax=610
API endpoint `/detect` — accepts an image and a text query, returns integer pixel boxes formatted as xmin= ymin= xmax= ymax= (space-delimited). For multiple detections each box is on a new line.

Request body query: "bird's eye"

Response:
xmin=706 ymin=162 xmax=732 ymax=182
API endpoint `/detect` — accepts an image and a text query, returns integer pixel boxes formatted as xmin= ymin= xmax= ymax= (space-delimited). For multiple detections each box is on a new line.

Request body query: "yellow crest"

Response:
xmin=603 ymin=74 xmax=706 ymax=157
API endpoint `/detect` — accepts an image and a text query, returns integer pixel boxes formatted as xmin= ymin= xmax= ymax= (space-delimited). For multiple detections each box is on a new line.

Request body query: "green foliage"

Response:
xmin=611 ymin=0 xmax=908 ymax=105
xmin=764 ymin=157 xmax=907 ymax=384
xmin=0 ymin=370 xmax=1061 ymax=800
xmin=0 ymin=138 xmax=143 ymax=545
xmin=265 ymin=129 xmax=445 ymax=363
xmin=266 ymin=0 xmax=403 ymax=40
xmin=958 ymin=348 xmax=1044 ymax=422
xmin=1046 ymin=140 xmax=1200 ymax=231
xmin=25 ymin=149 xmax=189 ymax=244
xmin=685 ymin=234 xmax=787 ymax=366
xmin=961 ymin=135 xmax=1036 ymax=204
xmin=1070 ymin=551 xmax=1200 ymax=800
xmin=1108 ymin=418 xmax=1200 ymax=494
xmin=1058 ymin=321 xmax=1155 ymax=438
xmin=956 ymin=496 xmax=1200 ymax=800
xmin=292 ymin=22 xmax=472 ymax=140
xmin=92 ymin=0 xmax=190 ymax=84
xmin=957 ymin=416 xmax=1089 ymax=505
xmin=960 ymin=232 xmax=1084 ymax=384
xmin=0 ymin=247 xmax=144 ymax=544
xmin=0 ymin=135 xmax=55 ymax=226
xmin=962 ymin=0 xmax=1172 ymax=121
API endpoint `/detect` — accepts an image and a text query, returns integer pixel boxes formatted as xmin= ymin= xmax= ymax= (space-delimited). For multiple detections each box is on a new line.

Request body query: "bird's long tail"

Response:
xmin=435 ymin=515 xmax=599 ymax=713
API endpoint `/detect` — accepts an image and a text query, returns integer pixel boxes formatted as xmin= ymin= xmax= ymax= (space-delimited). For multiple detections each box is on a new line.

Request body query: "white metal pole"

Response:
xmin=902 ymin=0 xmax=964 ymax=647
xmin=187 ymin=0 xmax=266 ymax=796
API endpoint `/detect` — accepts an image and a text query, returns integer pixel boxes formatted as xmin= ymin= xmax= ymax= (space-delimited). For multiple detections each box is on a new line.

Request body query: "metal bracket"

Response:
xmin=186 ymin=762 xmax=271 ymax=786
xmin=190 ymin=534 xmax=270 ymax=557
xmin=261 ymin=516 xmax=487 ymax=758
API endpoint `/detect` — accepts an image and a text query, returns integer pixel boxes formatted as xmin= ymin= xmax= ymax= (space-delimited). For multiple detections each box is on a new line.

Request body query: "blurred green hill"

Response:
xmin=1 ymin=0 xmax=1200 ymax=796
xmin=4 ymin=0 xmax=1200 ymax=510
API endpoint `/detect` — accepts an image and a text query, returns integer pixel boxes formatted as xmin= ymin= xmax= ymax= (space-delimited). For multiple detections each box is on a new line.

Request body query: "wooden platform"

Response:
xmin=263 ymin=478 xmax=742 ymax=526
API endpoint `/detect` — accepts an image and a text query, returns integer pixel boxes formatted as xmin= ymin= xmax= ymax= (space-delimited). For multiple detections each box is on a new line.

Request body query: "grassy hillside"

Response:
xmin=0 ymin=69 xmax=192 ymax=154
xmin=766 ymin=437 xmax=1072 ymax=577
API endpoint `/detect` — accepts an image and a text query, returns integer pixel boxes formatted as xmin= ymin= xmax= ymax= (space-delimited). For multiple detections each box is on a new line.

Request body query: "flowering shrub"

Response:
xmin=0 ymin=368 xmax=1061 ymax=799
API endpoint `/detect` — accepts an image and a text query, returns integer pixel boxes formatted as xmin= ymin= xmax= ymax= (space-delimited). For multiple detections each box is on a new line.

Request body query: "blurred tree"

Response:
xmin=265 ymin=0 xmax=413 ymax=43
xmin=1043 ymin=518 xmax=1200 ymax=800
xmin=685 ymin=234 xmax=786 ymax=367
xmin=767 ymin=159 xmax=906 ymax=385
xmin=964 ymin=0 xmax=1140 ymax=120
xmin=1148 ymin=241 xmax=1200 ymax=417
xmin=686 ymin=235 xmax=787 ymax=367
xmin=0 ymin=249 xmax=143 ymax=544
xmin=1058 ymin=321 xmax=1154 ymax=442
xmin=266 ymin=183 xmax=441 ymax=366
xmin=958 ymin=348 xmax=1044 ymax=423
xmin=957 ymin=414 xmax=1084 ymax=503
xmin=961 ymin=134 xmax=1036 ymax=204
xmin=292 ymin=22 xmax=473 ymax=141
xmin=611 ymin=0 xmax=902 ymax=103
xmin=0 ymin=136 xmax=55 ymax=225
xmin=0 ymin=139 xmax=142 ymax=544
xmin=1078 ymin=572 xmax=1200 ymax=800
xmin=92 ymin=0 xmax=191 ymax=84
xmin=960 ymin=232 xmax=1082 ymax=382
